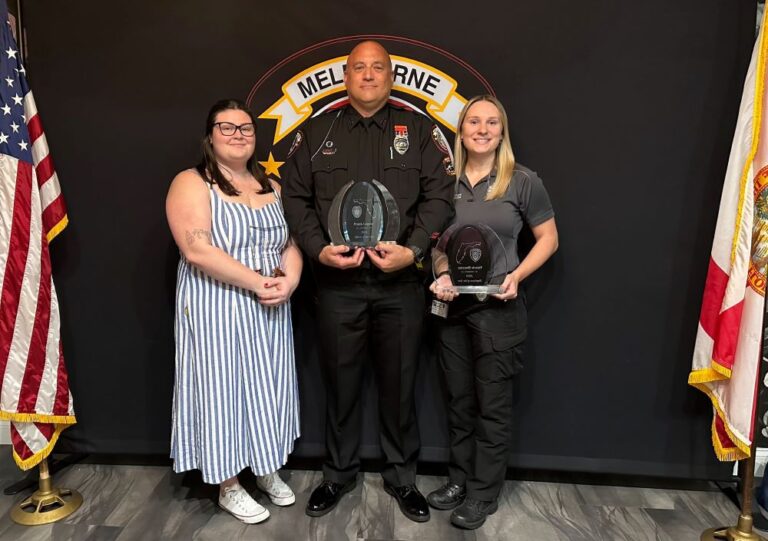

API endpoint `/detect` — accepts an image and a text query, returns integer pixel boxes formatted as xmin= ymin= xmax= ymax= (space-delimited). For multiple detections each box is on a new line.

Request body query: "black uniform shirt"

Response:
xmin=283 ymin=102 xmax=455 ymax=284
xmin=346 ymin=106 xmax=385 ymax=183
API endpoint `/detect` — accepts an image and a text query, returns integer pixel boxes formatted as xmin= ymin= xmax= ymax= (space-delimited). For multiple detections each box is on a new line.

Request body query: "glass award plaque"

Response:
xmin=432 ymin=223 xmax=508 ymax=294
xmin=328 ymin=179 xmax=400 ymax=248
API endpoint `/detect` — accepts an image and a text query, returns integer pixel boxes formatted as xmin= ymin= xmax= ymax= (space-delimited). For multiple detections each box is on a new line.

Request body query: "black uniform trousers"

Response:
xmin=317 ymin=279 xmax=424 ymax=487
xmin=437 ymin=297 xmax=526 ymax=501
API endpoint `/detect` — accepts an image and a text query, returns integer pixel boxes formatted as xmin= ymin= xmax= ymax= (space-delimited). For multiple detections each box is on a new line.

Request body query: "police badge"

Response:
xmin=393 ymin=125 xmax=409 ymax=155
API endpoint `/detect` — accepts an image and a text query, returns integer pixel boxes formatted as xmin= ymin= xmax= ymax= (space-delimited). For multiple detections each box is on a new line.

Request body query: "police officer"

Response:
xmin=283 ymin=40 xmax=454 ymax=522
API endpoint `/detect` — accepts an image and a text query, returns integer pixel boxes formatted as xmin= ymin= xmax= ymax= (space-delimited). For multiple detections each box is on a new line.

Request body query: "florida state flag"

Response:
xmin=689 ymin=9 xmax=768 ymax=461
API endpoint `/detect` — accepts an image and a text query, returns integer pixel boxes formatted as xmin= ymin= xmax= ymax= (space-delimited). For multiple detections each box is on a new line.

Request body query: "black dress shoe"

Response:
xmin=305 ymin=480 xmax=355 ymax=517
xmin=427 ymin=482 xmax=466 ymax=510
xmin=450 ymin=497 xmax=498 ymax=529
xmin=383 ymin=483 xmax=430 ymax=522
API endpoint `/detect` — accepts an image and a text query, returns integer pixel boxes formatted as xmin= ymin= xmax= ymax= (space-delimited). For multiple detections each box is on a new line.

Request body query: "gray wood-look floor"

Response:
xmin=0 ymin=451 xmax=749 ymax=540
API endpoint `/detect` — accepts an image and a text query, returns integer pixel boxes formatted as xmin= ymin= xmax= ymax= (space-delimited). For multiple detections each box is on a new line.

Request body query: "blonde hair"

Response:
xmin=454 ymin=95 xmax=516 ymax=201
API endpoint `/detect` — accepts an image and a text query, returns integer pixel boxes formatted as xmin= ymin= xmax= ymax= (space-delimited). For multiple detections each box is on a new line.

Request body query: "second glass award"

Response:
xmin=432 ymin=223 xmax=508 ymax=294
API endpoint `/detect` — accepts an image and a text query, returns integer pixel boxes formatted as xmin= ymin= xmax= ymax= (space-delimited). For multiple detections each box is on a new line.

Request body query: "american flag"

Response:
xmin=0 ymin=3 xmax=75 ymax=469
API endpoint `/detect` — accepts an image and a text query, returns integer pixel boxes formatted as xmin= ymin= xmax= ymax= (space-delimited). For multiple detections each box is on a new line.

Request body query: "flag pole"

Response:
xmin=13 ymin=0 xmax=22 ymax=60
xmin=700 ymin=439 xmax=763 ymax=540
xmin=9 ymin=458 xmax=82 ymax=525
xmin=701 ymin=278 xmax=768 ymax=540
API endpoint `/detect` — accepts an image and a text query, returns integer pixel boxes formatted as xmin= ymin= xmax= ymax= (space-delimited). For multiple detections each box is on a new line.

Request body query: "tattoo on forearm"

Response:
xmin=185 ymin=229 xmax=212 ymax=246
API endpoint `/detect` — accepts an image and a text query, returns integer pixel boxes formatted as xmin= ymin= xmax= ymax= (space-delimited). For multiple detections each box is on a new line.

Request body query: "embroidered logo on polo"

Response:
xmin=393 ymin=125 xmax=409 ymax=155
xmin=247 ymin=36 xmax=494 ymax=179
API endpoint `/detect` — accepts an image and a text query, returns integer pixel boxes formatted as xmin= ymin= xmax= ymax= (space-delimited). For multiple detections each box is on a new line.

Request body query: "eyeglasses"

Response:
xmin=214 ymin=122 xmax=255 ymax=137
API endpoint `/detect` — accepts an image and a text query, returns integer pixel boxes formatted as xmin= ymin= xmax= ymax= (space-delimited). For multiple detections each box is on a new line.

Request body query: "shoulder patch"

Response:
xmin=431 ymin=125 xmax=455 ymax=176
xmin=442 ymin=156 xmax=455 ymax=177
xmin=286 ymin=130 xmax=304 ymax=159
xmin=431 ymin=125 xmax=451 ymax=155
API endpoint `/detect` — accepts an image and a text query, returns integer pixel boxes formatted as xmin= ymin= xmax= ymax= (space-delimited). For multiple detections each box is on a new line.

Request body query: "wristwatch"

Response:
xmin=407 ymin=245 xmax=424 ymax=263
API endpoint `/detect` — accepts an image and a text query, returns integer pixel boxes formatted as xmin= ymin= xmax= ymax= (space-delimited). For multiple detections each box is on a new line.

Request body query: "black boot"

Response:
xmin=450 ymin=497 xmax=498 ymax=529
xmin=426 ymin=482 xmax=466 ymax=510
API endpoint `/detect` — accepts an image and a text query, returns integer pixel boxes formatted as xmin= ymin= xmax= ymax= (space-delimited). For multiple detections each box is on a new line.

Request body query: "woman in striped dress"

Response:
xmin=166 ymin=99 xmax=302 ymax=524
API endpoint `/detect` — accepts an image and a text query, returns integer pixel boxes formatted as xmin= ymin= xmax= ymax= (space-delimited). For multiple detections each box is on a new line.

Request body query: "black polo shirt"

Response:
xmin=453 ymin=164 xmax=554 ymax=272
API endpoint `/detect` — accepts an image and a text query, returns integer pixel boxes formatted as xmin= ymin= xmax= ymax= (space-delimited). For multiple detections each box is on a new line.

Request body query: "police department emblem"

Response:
xmin=470 ymin=247 xmax=482 ymax=263
xmin=247 ymin=35 xmax=494 ymax=179
xmin=393 ymin=125 xmax=409 ymax=155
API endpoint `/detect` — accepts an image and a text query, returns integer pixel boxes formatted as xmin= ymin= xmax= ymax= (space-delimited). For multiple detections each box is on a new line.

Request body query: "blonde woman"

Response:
xmin=427 ymin=95 xmax=558 ymax=529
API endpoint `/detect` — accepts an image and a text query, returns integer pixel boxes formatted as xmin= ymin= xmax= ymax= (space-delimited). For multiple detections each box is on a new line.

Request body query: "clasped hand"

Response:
xmin=254 ymin=275 xmax=297 ymax=306
xmin=319 ymin=243 xmax=414 ymax=273
xmin=429 ymin=274 xmax=458 ymax=302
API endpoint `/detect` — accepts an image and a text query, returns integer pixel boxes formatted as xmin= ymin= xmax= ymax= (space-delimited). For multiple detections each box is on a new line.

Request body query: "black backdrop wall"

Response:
xmin=20 ymin=0 xmax=754 ymax=480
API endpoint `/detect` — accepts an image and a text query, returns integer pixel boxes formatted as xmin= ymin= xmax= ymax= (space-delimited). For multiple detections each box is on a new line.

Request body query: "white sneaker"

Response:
xmin=219 ymin=484 xmax=270 ymax=524
xmin=256 ymin=472 xmax=296 ymax=506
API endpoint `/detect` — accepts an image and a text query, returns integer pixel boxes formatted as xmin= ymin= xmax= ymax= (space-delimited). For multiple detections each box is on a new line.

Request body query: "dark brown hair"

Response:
xmin=195 ymin=99 xmax=271 ymax=196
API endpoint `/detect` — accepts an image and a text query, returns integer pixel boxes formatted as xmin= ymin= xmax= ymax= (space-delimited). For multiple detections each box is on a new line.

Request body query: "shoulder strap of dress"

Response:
xmin=268 ymin=180 xmax=283 ymax=204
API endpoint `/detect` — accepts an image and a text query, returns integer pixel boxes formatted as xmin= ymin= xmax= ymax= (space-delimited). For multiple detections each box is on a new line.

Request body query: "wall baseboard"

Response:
xmin=0 ymin=419 xmax=765 ymax=480
xmin=730 ymin=447 xmax=768 ymax=478
xmin=0 ymin=420 xmax=9 ymax=445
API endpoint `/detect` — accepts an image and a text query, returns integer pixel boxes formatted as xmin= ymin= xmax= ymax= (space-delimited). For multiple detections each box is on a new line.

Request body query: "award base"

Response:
xmin=440 ymin=285 xmax=502 ymax=294
xmin=330 ymin=240 xmax=397 ymax=249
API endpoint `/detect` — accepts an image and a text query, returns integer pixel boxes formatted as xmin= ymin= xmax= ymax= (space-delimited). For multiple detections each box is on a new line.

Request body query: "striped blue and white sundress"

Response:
xmin=170 ymin=184 xmax=299 ymax=484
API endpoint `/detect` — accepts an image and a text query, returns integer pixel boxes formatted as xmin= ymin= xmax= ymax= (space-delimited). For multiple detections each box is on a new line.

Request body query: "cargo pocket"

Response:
xmin=474 ymin=331 xmax=526 ymax=383
xmin=491 ymin=335 xmax=525 ymax=377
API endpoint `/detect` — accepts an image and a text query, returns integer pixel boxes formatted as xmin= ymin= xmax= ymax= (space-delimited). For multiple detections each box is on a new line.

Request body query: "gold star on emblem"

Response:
xmin=258 ymin=152 xmax=285 ymax=179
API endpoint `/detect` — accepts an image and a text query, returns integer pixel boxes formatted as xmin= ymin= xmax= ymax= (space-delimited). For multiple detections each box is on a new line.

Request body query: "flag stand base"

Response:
xmin=10 ymin=459 xmax=82 ymax=526
xmin=701 ymin=514 xmax=765 ymax=540
xmin=700 ymin=430 xmax=765 ymax=541
xmin=701 ymin=514 xmax=765 ymax=541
